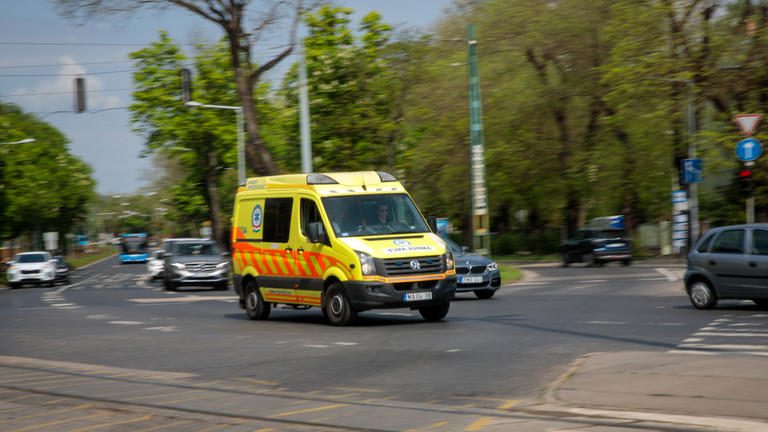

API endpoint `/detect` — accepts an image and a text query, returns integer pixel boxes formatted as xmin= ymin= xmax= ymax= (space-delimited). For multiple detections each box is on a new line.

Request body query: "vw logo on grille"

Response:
xmin=409 ymin=260 xmax=421 ymax=271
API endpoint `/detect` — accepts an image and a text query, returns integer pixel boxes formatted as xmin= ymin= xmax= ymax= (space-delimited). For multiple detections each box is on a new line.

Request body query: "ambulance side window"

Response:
xmin=263 ymin=198 xmax=293 ymax=243
xmin=300 ymin=198 xmax=323 ymax=238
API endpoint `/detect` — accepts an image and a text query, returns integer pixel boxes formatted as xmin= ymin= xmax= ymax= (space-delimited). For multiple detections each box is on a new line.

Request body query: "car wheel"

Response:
xmin=562 ymin=253 xmax=570 ymax=267
xmin=752 ymin=299 xmax=768 ymax=307
xmin=689 ymin=280 xmax=717 ymax=310
xmin=474 ymin=290 xmax=495 ymax=299
xmin=214 ymin=282 xmax=228 ymax=291
xmin=621 ymin=259 xmax=632 ymax=266
xmin=585 ymin=253 xmax=595 ymax=267
xmin=419 ymin=302 xmax=450 ymax=322
xmin=47 ymin=280 xmax=55 ymax=288
xmin=245 ymin=280 xmax=270 ymax=320
xmin=8 ymin=283 xmax=18 ymax=289
xmin=324 ymin=283 xmax=356 ymax=326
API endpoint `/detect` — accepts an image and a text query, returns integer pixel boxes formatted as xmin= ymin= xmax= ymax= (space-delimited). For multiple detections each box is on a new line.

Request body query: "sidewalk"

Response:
xmin=529 ymin=350 xmax=768 ymax=431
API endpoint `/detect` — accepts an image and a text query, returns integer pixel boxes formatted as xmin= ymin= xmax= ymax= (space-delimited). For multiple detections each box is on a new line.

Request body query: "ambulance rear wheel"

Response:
xmin=324 ymin=283 xmax=356 ymax=326
xmin=245 ymin=280 xmax=270 ymax=320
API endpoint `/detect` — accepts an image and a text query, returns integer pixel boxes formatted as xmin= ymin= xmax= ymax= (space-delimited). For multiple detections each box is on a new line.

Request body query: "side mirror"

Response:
xmin=308 ymin=222 xmax=329 ymax=245
xmin=428 ymin=216 xmax=438 ymax=233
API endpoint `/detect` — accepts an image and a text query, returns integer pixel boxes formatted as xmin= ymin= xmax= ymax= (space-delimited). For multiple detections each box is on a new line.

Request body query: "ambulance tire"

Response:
xmin=245 ymin=280 xmax=270 ymax=320
xmin=324 ymin=283 xmax=356 ymax=326
xmin=419 ymin=302 xmax=450 ymax=322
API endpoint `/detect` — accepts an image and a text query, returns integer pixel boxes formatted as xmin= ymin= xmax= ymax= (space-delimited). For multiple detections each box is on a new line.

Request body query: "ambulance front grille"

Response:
xmin=381 ymin=256 xmax=443 ymax=276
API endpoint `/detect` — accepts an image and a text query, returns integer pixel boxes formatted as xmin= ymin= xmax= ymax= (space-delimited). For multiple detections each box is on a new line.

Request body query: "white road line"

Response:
xmin=678 ymin=343 xmax=768 ymax=350
xmin=694 ymin=332 xmax=768 ymax=337
xmin=654 ymin=267 xmax=678 ymax=281
xmin=582 ymin=321 xmax=627 ymax=325
xmin=305 ymin=344 xmax=329 ymax=348
xmin=576 ymin=280 xmax=607 ymax=283
xmin=446 ymin=349 xmax=462 ymax=353
xmin=333 ymin=342 xmax=358 ymax=346
xmin=128 ymin=295 xmax=237 ymax=303
xmin=144 ymin=326 xmax=178 ymax=332
xmin=375 ymin=312 xmax=414 ymax=317
xmin=108 ymin=321 xmax=145 ymax=325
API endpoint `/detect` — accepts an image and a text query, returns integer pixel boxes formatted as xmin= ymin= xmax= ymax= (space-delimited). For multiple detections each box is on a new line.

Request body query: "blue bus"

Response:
xmin=119 ymin=233 xmax=149 ymax=264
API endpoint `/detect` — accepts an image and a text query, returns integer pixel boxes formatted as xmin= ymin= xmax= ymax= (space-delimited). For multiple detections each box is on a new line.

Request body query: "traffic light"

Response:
xmin=74 ymin=77 xmax=86 ymax=113
xmin=180 ymin=68 xmax=192 ymax=103
xmin=739 ymin=168 xmax=754 ymax=196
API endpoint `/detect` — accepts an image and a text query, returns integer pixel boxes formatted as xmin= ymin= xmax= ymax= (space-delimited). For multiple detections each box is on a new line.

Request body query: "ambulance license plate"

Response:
xmin=459 ymin=276 xmax=483 ymax=284
xmin=403 ymin=291 xmax=432 ymax=302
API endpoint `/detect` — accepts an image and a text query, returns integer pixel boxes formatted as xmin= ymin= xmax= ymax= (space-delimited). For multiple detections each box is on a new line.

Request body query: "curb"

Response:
xmin=74 ymin=252 xmax=118 ymax=270
xmin=531 ymin=353 xmax=768 ymax=432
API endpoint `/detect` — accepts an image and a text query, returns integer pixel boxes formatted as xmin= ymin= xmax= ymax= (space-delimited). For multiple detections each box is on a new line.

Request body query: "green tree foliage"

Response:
xmin=130 ymin=32 xmax=237 ymax=248
xmin=0 ymin=102 xmax=96 ymax=247
xmin=277 ymin=6 xmax=396 ymax=172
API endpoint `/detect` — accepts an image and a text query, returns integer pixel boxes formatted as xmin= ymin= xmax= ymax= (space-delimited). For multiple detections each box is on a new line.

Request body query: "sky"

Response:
xmin=0 ymin=0 xmax=455 ymax=195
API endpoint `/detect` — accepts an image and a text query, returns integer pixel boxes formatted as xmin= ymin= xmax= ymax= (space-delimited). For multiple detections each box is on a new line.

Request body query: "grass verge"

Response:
xmin=499 ymin=264 xmax=523 ymax=283
xmin=67 ymin=245 xmax=117 ymax=268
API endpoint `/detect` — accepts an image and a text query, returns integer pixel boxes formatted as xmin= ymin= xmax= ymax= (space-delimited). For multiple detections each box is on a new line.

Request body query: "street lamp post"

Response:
xmin=185 ymin=101 xmax=245 ymax=185
xmin=0 ymin=138 xmax=36 ymax=146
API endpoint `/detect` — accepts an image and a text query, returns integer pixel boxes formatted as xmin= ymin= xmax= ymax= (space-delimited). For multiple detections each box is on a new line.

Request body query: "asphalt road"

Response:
xmin=1 ymin=256 xmax=766 ymax=431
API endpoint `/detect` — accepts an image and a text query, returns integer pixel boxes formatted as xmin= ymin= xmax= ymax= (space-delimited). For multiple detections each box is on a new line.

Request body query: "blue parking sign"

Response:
xmin=681 ymin=159 xmax=703 ymax=183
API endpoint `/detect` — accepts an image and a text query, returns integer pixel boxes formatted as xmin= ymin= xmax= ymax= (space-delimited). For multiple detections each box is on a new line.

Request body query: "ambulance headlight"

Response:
xmin=355 ymin=251 xmax=376 ymax=275
xmin=445 ymin=251 xmax=455 ymax=270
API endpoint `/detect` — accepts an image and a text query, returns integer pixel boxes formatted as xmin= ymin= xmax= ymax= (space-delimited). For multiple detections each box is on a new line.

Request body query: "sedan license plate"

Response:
xmin=403 ymin=291 xmax=432 ymax=302
xmin=459 ymin=276 xmax=483 ymax=284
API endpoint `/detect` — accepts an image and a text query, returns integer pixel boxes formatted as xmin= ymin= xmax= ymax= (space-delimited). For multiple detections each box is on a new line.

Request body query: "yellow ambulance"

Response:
xmin=231 ymin=171 xmax=456 ymax=325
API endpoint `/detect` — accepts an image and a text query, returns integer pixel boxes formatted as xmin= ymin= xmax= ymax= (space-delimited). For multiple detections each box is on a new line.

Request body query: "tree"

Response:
xmin=56 ymin=0 xmax=312 ymax=177
xmin=0 ymin=102 xmax=96 ymax=249
xmin=129 ymin=32 xmax=241 ymax=247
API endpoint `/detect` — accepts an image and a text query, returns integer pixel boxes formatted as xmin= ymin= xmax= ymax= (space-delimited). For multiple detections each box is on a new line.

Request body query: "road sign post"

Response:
xmin=733 ymin=114 xmax=763 ymax=224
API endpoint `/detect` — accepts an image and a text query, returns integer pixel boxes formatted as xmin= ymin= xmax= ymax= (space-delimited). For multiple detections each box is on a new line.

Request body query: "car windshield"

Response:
xmin=16 ymin=254 xmax=47 ymax=263
xmin=322 ymin=194 xmax=430 ymax=238
xmin=175 ymin=242 xmax=220 ymax=256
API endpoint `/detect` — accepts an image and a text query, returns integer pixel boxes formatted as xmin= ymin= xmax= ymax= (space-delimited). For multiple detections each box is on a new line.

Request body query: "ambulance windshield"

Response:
xmin=322 ymin=194 xmax=430 ymax=238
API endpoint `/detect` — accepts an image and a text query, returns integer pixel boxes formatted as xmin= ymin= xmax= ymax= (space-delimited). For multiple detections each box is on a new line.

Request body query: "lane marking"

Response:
xmin=108 ymin=321 xmax=145 ymax=325
xmin=465 ymin=417 xmax=494 ymax=431
xmin=497 ymin=399 xmax=519 ymax=410
xmin=678 ymin=343 xmax=768 ymax=350
xmin=333 ymin=342 xmax=358 ymax=346
xmin=144 ymin=326 xmax=178 ymax=332
xmin=128 ymin=295 xmax=237 ymax=304
xmin=694 ymin=331 xmax=768 ymax=337
xmin=69 ymin=414 xmax=154 ymax=432
xmin=376 ymin=312 xmax=414 ymax=317
xmin=304 ymin=344 xmax=329 ymax=348
xmin=446 ymin=349 xmax=462 ymax=353
xmin=582 ymin=321 xmax=627 ymax=325
xmin=655 ymin=267 xmax=678 ymax=281
xmin=8 ymin=412 xmax=110 ymax=432
xmin=269 ymin=403 xmax=346 ymax=418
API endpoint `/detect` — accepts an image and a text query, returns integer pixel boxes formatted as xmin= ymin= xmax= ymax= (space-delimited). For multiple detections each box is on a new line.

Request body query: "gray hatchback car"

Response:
xmin=685 ymin=224 xmax=768 ymax=309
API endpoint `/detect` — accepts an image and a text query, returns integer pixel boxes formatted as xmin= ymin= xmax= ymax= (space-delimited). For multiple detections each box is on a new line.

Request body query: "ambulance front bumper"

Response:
xmin=345 ymin=276 xmax=456 ymax=311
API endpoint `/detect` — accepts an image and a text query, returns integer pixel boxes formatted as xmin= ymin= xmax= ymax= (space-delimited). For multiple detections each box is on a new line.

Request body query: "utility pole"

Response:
xmin=299 ymin=38 xmax=313 ymax=173
xmin=467 ymin=24 xmax=490 ymax=255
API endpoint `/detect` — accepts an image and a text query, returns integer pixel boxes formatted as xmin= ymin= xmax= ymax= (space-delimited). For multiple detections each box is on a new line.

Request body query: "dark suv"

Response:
xmin=685 ymin=224 xmax=768 ymax=309
xmin=162 ymin=239 xmax=229 ymax=291
xmin=563 ymin=228 xmax=632 ymax=267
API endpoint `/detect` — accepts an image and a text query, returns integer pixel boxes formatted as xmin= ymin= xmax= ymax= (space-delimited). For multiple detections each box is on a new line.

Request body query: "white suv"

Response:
xmin=6 ymin=252 xmax=57 ymax=288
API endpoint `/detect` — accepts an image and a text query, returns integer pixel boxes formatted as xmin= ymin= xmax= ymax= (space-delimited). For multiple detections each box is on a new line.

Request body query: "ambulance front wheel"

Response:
xmin=419 ymin=302 xmax=450 ymax=322
xmin=245 ymin=280 xmax=270 ymax=320
xmin=324 ymin=283 xmax=356 ymax=326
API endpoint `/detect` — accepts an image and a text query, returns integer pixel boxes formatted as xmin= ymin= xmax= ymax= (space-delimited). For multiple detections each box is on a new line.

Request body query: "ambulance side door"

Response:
xmin=258 ymin=196 xmax=300 ymax=302
xmin=294 ymin=196 xmax=333 ymax=303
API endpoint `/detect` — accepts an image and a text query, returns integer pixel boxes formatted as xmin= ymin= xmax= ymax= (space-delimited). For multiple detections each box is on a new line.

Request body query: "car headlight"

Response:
xmin=171 ymin=263 xmax=186 ymax=270
xmin=355 ymin=251 xmax=376 ymax=275
xmin=216 ymin=262 xmax=229 ymax=270
xmin=445 ymin=251 xmax=455 ymax=270
xmin=487 ymin=262 xmax=498 ymax=272
xmin=9 ymin=265 xmax=17 ymax=271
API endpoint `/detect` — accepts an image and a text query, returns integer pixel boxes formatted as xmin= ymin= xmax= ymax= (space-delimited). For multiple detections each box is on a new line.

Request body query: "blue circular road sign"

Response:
xmin=736 ymin=137 xmax=763 ymax=162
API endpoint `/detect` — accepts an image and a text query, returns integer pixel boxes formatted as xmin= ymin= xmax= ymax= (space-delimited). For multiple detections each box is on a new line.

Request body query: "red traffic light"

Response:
xmin=739 ymin=169 xmax=753 ymax=178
